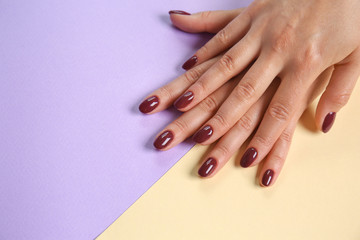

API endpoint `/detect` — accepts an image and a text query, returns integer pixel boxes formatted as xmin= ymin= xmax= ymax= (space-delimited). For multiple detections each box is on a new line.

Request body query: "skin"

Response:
xmin=140 ymin=8 xmax=336 ymax=186
xmin=141 ymin=1 xmax=360 ymax=186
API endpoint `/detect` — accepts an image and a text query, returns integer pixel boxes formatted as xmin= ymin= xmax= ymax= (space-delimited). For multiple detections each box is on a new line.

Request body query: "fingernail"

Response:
xmin=139 ymin=96 xmax=159 ymax=114
xmin=198 ymin=158 xmax=217 ymax=177
xmin=182 ymin=55 xmax=198 ymax=70
xmin=262 ymin=169 xmax=274 ymax=187
xmin=240 ymin=147 xmax=258 ymax=168
xmin=169 ymin=10 xmax=191 ymax=15
xmin=153 ymin=130 xmax=174 ymax=150
xmin=322 ymin=112 xmax=336 ymax=133
xmin=193 ymin=125 xmax=213 ymax=143
xmin=174 ymin=91 xmax=194 ymax=109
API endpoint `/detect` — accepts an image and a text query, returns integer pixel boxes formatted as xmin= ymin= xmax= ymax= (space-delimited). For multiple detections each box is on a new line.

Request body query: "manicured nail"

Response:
xmin=262 ymin=169 xmax=274 ymax=187
xmin=153 ymin=130 xmax=174 ymax=150
xmin=322 ymin=112 xmax=336 ymax=133
xmin=174 ymin=91 xmax=194 ymax=109
xmin=182 ymin=55 xmax=198 ymax=70
xmin=193 ymin=125 xmax=213 ymax=143
xmin=198 ymin=158 xmax=217 ymax=177
xmin=240 ymin=147 xmax=258 ymax=168
xmin=169 ymin=10 xmax=191 ymax=15
xmin=139 ymin=96 xmax=159 ymax=114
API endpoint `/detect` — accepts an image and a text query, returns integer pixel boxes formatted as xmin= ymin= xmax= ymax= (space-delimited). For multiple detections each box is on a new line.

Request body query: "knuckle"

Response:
xmin=303 ymin=44 xmax=322 ymax=67
xmin=331 ymin=92 xmax=351 ymax=107
xmin=293 ymin=44 xmax=322 ymax=72
xmin=198 ymin=44 xmax=209 ymax=57
xmin=233 ymin=81 xmax=256 ymax=102
xmin=184 ymin=68 xmax=201 ymax=85
xmin=271 ymin=31 xmax=292 ymax=54
xmin=279 ymin=129 xmax=293 ymax=144
xmin=237 ymin=114 xmax=253 ymax=131
xmin=200 ymin=10 xmax=212 ymax=20
xmin=172 ymin=119 xmax=188 ymax=133
xmin=270 ymin=153 xmax=284 ymax=165
xmin=253 ymin=135 xmax=272 ymax=148
xmin=199 ymin=95 xmax=219 ymax=112
xmin=217 ymin=28 xmax=230 ymax=45
xmin=217 ymin=144 xmax=230 ymax=157
xmin=269 ymin=20 xmax=299 ymax=55
xmin=159 ymin=85 xmax=173 ymax=100
xmin=213 ymin=113 xmax=230 ymax=128
xmin=193 ymin=79 xmax=208 ymax=94
xmin=200 ymin=11 xmax=212 ymax=32
xmin=219 ymin=54 xmax=235 ymax=73
xmin=268 ymin=102 xmax=291 ymax=121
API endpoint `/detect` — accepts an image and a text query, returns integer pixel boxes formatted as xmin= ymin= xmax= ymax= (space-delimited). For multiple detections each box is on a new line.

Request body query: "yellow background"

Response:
xmin=98 ymin=83 xmax=360 ymax=240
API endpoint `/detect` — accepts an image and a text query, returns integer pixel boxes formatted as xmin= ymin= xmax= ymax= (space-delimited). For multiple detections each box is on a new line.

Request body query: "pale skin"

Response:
xmin=140 ymin=1 xmax=360 ymax=186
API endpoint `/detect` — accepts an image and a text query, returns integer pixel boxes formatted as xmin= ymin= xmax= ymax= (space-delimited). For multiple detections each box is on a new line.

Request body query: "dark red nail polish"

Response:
xmin=182 ymin=55 xmax=198 ymax=70
xmin=262 ymin=169 xmax=274 ymax=186
xmin=240 ymin=147 xmax=258 ymax=168
xmin=174 ymin=91 xmax=194 ymax=109
xmin=198 ymin=158 xmax=217 ymax=177
xmin=322 ymin=112 xmax=336 ymax=133
xmin=169 ymin=10 xmax=191 ymax=15
xmin=139 ymin=96 xmax=159 ymax=114
xmin=153 ymin=130 xmax=174 ymax=150
xmin=193 ymin=125 xmax=213 ymax=143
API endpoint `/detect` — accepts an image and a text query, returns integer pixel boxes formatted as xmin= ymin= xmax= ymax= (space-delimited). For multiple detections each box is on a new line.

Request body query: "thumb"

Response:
xmin=169 ymin=9 xmax=243 ymax=33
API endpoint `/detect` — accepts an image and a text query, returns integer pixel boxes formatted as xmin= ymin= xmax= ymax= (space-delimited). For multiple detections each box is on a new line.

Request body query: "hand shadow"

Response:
xmin=299 ymin=105 xmax=318 ymax=133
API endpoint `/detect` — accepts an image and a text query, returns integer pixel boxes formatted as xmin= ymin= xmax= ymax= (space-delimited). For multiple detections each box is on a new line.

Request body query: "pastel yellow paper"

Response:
xmin=98 ymin=83 xmax=360 ymax=240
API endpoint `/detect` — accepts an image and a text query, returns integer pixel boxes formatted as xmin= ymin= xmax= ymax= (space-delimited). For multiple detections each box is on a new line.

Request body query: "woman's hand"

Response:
xmin=166 ymin=1 xmax=360 ymax=170
xmin=139 ymin=9 xmax=334 ymax=186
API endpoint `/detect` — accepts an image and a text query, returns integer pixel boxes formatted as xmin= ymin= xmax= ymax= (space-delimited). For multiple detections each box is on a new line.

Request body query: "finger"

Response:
xmin=258 ymin=68 xmax=334 ymax=187
xmin=153 ymin=77 xmax=241 ymax=150
xmin=315 ymin=50 xmax=360 ymax=133
xmin=258 ymin=119 xmax=297 ymax=187
xmin=174 ymin=27 xmax=266 ymax=112
xmin=180 ymin=10 xmax=252 ymax=70
xmin=259 ymin=66 xmax=335 ymax=186
xmin=191 ymin=54 xmax=282 ymax=145
xmin=239 ymin=70 xmax=314 ymax=168
xmin=169 ymin=9 xmax=243 ymax=34
xmin=139 ymin=55 xmax=220 ymax=114
xmin=197 ymin=80 xmax=279 ymax=177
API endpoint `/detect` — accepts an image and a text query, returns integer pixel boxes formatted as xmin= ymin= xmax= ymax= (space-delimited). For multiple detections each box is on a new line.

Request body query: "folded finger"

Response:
xmin=180 ymin=10 xmax=252 ymax=70
xmin=169 ymin=8 xmax=244 ymax=34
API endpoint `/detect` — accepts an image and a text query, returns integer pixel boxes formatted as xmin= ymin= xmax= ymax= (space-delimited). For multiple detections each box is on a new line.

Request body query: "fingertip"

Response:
xmin=139 ymin=95 xmax=160 ymax=114
xmin=321 ymin=112 xmax=336 ymax=133
xmin=153 ymin=130 xmax=174 ymax=150
xmin=198 ymin=158 xmax=218 ymax=178
xmin=260 ymin=169 xmax=275 ymax=187
xmin=168 ymin=10 xmax=191 ymax=16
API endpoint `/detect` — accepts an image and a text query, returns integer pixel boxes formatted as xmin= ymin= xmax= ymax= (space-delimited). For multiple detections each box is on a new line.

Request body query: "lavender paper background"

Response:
xmin=0 ymin=0 xmax=251 ymax=239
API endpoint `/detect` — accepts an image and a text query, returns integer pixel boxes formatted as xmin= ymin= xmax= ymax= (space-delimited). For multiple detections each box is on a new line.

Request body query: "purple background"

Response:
xmin=0 ymin=0 xmax=251 ymax=239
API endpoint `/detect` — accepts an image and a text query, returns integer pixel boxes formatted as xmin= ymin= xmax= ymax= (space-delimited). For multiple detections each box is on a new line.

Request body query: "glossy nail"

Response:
xmin=322 ymin=112 xmax=336 ymax=133
xmin=193 ymin=125 xmax=213 ymax=143
xmin=182 ymin=55 xmax=198 ymax=70
xmin=169 ymin=10 xmax=191 ymax=15
xmin=240 ymin=147 xmax=258 ymax=168
xmin=262 ymin=169 xmax=274 ymax=187
xmin=174 ymin=91 xmax=194 ymax=109
xmin=139 ymin=96 xmax=159 ymax=113
xmin=153 ymin=130 xmax=174 ymax=150
xmin=198 ymin=158 xmax=217 ymax=177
